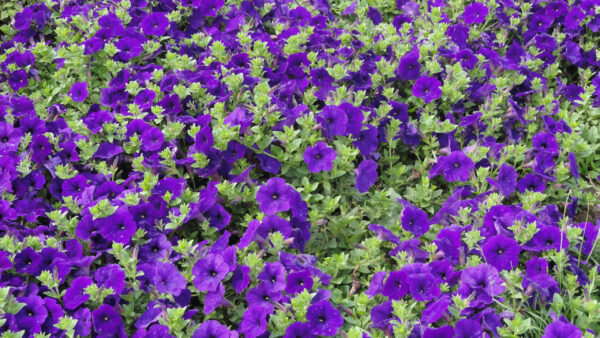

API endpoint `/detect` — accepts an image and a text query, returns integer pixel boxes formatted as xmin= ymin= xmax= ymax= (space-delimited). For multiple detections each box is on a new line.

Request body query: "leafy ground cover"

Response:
xmin=1 ymin=0 xmax=600 ymax=337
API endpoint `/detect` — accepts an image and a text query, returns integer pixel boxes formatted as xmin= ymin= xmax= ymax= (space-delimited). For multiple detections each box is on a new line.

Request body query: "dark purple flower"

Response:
xmin=141 ymin=127 xmax=164 ymax=152
xmin=412 ymin=76 xmax=442 ymax=103
xmin=528 ymin=226 xmax=569 ymax=252
xmin=370 ymin=301 xmax=395 ymax=330
xmin=407 ymin=273 xmax=441 ymax=301
xmin=353 ymin=125 xmax=379 ymax=156
xmin=365 ymin=271 xmax=386 ymax=298
xmin=303 ymin=142 xmax=336 ymax=173
xmin=458 ymin=264 xmax=505 ymax=306
xmin=193 ymin=320 xmax=237 ymax=338
xmin=285 ymin=270 xmax=313 ymax=294
xmin=397 ymin=48 xmax=421 ymax=81
xmin=198 ymin=0 xmax=224 ymax=17
xmin=367 ymin=7 xmax=382 ymax=25
xmin=422 ymin=295 xmax=451 ymax=324
xmin=430 ymin=151 xmax=474 ymax=182
xmin=424 ymin=326 xmax=454 ymax=338
xmin=317 ymin=105 xmax=348 ymax=139
xmin=258 ymin=262 xmax=286 ymax=291
xmin=141 ymin=12 xmax=169 ymax=36
xmin=73 ymin=307 xmax=92 ymax=337
xmin=568 ymin=152 xmax=579 ymax=180
xmin=542 ymin=319 xmax=581 ymax=338
xmin=455 ymin=318 xmax=482 ymax=338
xmin=246 ymin=282 xmax=281 ymax=312
xmin=14 ymin=295 xmax=47 ymax=334
xmin=306 ymin=300 xmax=343 ymax=336
xmin=92 ymin=305 xmax=124 ymax=335
xmin=256 ymin=178 xmax=292 ymax=215
xmin=284 ymin=322 xmax=315 ymax=338
xmin=517 ymin=174 xmax=546 ymax=193
xmin=382 ymin=270 xmax=407 ymax=300
xmin=487 ymin=163 xmax=517 ymax=196
xmin=355 ymin=159 xmax=378 ymax=193
xmin=30 ymin=135 xmax=52 ymax=163
xmin=463 ymin=2 xmax=488 ymax=25
xmin=532 ymin=132 xmax=559 ymax=155
xmin=94 ymin=264 xmax=126 ymax=295
xmin=98 ymin=207 xmax=136 ymax=244
xmin=482 ymin=234 xmax=521 ymax=271
xmin=401 ymin=203 xmax=430 ymax=237
xmin=144 ymin=262 xmax=186 ymax=296
xmin=64 ymin=276 xmax=93 ymax=310
xmin=192 ymin=254 xmax=229 ymax=292
xmin=69 ymin=81 xmax=88 ymax=102
xmin=14 ymin=247 xmax=42 ymax=274
xmin=116 ymin=37 xmax=142 ymax=60
xmin=232 ymin=265 xmax=250 ymax=294
xmin=134 ymin=89 xmax=156 ymax=109
xmin=239 ymin=305 xmax=269 ymax=338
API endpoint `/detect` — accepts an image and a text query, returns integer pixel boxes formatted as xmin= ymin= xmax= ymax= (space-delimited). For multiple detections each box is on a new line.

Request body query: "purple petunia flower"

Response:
xmin=257 ymin=262 xmax=286 ymax=291
xmin=98 ymin=207 xmax=136 ymax=244
xmin=382 ymin=270 xmax=407 ymax=300
xmin=542 ymin=319 xmax=581 ymax=338
xmin=92 ymin=305 xmax=124 ymax=336
xmin=568 ymin=152 xmax=579 ymax=180
xmin=193 ymin=320 xmax=238 ymax=338
xmin=365 ymin=271 xmax=387 ymax=298
xmin=463 ymin=2 xmax=488 ymax=25
xmin=306 ymin=300 xmax=344 ymax=336
xmin=143 ymin=261 xmax=187 ymax=296
xmin=303 ymin=142 xmax=336 ymax=173
xmin=400 ymin=201 xmax=430 ymax=237
xmin=517 ymin=174 xmax=546 ymax=193
xmin=528 ymin=226 xmax=569 ymax=252
xmin=140 ymin=12 xmax=169 ymax=36
xmin=94 ymin=264 xmax=126 ymax=295
xmin=458 ymin=264 xmax=505 ymax=307
xmin=370 ymin=301 xmax=396 ymax=330
xmin=69 ymin=81 xmax=88 ymax=102
xmin=397 ymin=48 xmax=421 ymax=81
xmin=284 ymin=322 xmax=315 ymax=338
xmin=115 ymin=37 xmax=142 ymax=60
xmin=355 ymin=159 xmax=378 ymax=193
xmin=367 ymin=7 xmax=382 ymax=25
xmin=141 ymin=127 xmax=164 ymax=152
xmin=15 ymin=295 xmax=47 ymax=334
xmin=317 ymin=105 xmax=348 ymax=139
xmin=239 ymin=305 xmax=269 ymax=338
xmin=455 ymin=318 xmax=483 ymax=337
xmin=198 ymin=0 xmax=224 ymax=17
xmin=64 ymin=276 xmax=93 ymax=310
xmin=487 ymin=163 xmax=518 ymax=196
xmin=14 ymin=247 xmax=42 ymax=274
xmin=256 ymin=177 xmax=292 ymax=215
xmin=429 ymin=151 xmax=474 ymax=182
xmin=192 ymin=254 xmax=229 ymax=292
xmin=285 ymin=269 xmax=313 ymax=294
xmin=482 ymin=234 xmax=521 ymax=271
xmin=412 ymin=76 xmax=442 ymax=103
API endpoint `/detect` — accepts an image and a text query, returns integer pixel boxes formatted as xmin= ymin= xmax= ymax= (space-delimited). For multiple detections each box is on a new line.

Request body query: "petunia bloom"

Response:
xmin=140 ymin=12 xmax=169 ymax=36
xmin=429 ymin=151 xmax=474 ymax=182
xmin=192 ymin=254 xmax=229 ymax=292
xmin=482 ymin=234 xmax=521 ymax=271
xmin=303 ymin=142 xmax=336 ymax=173
xmin=306 ymin=300 xmax=344 ymax=336
xmin=355 ymin=159 xmax=378 ymax=193
xmin=412 ymin=76 xmax=442 ymax=103
xmin=256 ymin=177 xmax=292 ymax=215
xmin=69 ymin=82 xmax=89 ymax=102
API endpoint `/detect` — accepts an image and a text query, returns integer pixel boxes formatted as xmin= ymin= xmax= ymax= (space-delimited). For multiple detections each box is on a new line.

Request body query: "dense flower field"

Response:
xmin=1 ymin=0 xmax=600 ymax=337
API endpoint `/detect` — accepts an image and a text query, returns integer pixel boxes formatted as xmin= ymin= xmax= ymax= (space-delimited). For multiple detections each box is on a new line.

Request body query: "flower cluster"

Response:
xmin=0 ymin=0 xmax=599 ymax=337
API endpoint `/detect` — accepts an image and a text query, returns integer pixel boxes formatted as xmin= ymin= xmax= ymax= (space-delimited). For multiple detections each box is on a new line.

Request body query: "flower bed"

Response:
xmin=1 ymin=0 xmax=599 ymax=337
